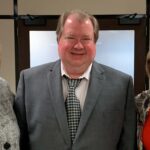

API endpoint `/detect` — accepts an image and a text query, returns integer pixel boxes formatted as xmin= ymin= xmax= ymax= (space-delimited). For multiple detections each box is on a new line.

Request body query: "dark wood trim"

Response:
xmin=16 ymin=16 xmax=146 ymax=95
xmin=13 ymin=0 xmax=19 ymax=89
xmin=0 ymin=0 xmax=147 ymax=94
xmin=0 ymin=14 xmax=146 ymax=20
xmin=145 ymin=0 xmax=150 ymax=89
xmin=0 ymin=15 xmax=15 ymax=19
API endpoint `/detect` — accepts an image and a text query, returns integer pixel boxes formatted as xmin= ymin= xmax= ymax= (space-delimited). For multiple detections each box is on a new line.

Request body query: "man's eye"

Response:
xmin=81 ymin=38 xmax=92 ymax=43
xmin=65 ymin=36 xmax=75 ymax=40
xmin=82 ymin=38 xmax=91 ymax=41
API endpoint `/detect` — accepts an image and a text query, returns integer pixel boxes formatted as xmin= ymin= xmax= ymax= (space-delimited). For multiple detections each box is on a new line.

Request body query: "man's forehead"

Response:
xmin=66 ymin=14 xmax=91 ymax=24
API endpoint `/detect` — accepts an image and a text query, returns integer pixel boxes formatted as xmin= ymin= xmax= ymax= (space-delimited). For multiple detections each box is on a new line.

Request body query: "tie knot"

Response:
xmin=64 ymin=76 xmax=82 ymax=88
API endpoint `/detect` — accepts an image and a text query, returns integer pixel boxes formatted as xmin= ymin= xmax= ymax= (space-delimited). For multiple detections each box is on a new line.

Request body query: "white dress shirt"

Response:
xmin=61 ymin=62 xmax=92 ymax=111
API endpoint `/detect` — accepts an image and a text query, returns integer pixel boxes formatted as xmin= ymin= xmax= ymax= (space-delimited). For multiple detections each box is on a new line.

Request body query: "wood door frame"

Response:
xmin=16 ymin=15 xmax=146 ymax=95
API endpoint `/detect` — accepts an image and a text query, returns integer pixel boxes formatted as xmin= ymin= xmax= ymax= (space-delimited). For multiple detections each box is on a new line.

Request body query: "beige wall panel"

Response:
xmin=0 ymin=0 xmax=13 ymax=15
xmin=0 ymin=20 xmax=16 ymax=93
xmin=18 ymin=0 xmax=146 ymax=15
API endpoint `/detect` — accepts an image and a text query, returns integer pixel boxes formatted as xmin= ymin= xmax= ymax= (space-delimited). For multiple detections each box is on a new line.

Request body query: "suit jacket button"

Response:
xmin=3 ymin=142 xmax=11 ymax=149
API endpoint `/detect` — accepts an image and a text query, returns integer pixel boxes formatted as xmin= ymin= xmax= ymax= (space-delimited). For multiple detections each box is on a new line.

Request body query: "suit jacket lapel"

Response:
xmin=75 ymin=61 xmax=105 ymax=142
xmin=46 ymin=61 xmax=105 ymax=144
xmin=47 ymin=61 xmax=71 ymax=144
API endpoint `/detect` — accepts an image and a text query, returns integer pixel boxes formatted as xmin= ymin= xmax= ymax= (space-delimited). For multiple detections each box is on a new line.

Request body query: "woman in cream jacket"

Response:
xmin=0 ymin=77 xmax=20 ymax=150
xmin=0 ymin=48 xmax=19 ymax=150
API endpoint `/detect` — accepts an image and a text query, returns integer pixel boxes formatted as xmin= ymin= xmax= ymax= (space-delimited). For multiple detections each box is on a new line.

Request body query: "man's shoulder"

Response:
xmin=93 ymin=61 xmax=131 ymax=78
xmin=22 ymin=60 xmax=60 ymax=75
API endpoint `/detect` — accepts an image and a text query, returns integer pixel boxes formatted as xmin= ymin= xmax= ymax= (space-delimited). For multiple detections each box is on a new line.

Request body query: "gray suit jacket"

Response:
xmin=0 ymin=77 xmax=20 ymax=150
xmin=14 ymin=60 xmax=136 ymax=150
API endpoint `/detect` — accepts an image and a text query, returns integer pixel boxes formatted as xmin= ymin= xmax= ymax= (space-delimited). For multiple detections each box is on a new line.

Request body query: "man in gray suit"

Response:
xmin=14 ymin=9 xmax=136 ymax=150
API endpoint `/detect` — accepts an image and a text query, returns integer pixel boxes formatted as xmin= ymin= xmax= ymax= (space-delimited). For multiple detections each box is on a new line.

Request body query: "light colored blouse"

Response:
xmin=61 ymin=62 xmax=92 ymax=111
xmin=0 ymin=77 xmax=20 ymax=150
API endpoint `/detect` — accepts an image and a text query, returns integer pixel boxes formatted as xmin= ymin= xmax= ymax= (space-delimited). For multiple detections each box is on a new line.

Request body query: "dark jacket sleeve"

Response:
xmin=14 ymin=71 xmax=30 ymax=150
xmin=117 ymin=77 xmax=137 ymax=150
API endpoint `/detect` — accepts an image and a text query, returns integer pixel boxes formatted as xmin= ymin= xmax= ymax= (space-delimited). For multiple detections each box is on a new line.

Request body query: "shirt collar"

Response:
xmin=61 ymin=61 xmax=92 ymax=80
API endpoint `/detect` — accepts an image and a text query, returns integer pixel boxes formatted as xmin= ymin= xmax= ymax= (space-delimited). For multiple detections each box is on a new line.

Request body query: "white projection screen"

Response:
xmin=29 ymin=30 xmax=134 ymax=79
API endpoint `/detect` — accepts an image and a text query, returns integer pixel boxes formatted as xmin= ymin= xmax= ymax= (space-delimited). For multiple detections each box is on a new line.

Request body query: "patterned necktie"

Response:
xmin=65 ymin=77 xmax=82 ymax=144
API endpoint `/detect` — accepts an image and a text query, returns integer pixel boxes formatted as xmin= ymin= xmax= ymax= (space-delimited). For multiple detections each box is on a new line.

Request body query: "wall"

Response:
xmin=0 ymin=0 xmax=146 ymax=93
xmin=18 ymin=0 xmax=146 ymax=15
xmin=0 ymin=20 xmax=16 ymax=93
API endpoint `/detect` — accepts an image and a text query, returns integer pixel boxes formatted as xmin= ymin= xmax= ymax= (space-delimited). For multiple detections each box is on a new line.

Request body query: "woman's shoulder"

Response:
xmin=0 ymin=76 xmax=7 ymax=84
xmin=135 ymin=90 xmax=150 ymax=113
xmin=0 ymin=77 xmax=10 ymax=89
xmin=135 ymin=90 xmax=150 ymax=101
xmin=0 ymin=77 xmax=14 ymax=100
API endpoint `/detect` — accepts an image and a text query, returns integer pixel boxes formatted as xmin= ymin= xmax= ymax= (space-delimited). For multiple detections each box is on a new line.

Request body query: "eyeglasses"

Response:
xmin=63 ymin=35 xmax=94 ymax=45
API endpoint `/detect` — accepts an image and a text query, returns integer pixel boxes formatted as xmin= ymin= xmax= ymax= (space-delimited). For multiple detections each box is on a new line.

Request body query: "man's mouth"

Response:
xmin=71 ymin=51 xmax=84 ymax=55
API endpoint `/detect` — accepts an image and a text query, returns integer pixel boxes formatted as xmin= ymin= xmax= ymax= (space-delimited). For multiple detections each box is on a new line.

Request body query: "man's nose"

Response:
xmin=74 ymin=40 xmax=84 ymax=49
